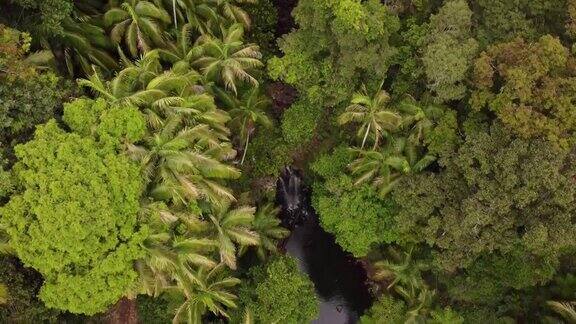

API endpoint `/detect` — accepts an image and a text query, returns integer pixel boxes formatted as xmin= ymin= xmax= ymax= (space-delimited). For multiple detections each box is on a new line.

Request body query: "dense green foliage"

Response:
xmin=1 ymin=0 xmax=576 ymax=322
xmin=268 ymin=0 xmax=400 ymax=107
xmin=1 ymin=117 xmax=146 ymax=314
xmin=3 ymin=0 xmax=73 ymax=37
xmin=312 ymin=148 xmax=399 ymax=257
xmin=471 ymin=35 xmax=576 ymax=148
xmin=281 ymin=98 xmax=323 ymax=145
xmin=422 ymin=0 xmax=478 ymax=103
xmin=237 ymin=255 xmax=319 ymax=323
xmin=0 ymin=25 xmax=72 ymax=158
xmin=393 ymin=123 xmax=576 ymax=272
xmin=0 ymin=256 xmax=61 ymax=322
xmin=360 ymin=295 xmax=406 ymax=324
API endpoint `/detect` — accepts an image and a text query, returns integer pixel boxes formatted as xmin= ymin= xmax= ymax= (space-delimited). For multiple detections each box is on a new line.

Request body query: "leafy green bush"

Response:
xmin=313 ymin=175 xmax=398 ymax=257
xmin=0 ymin=25 xmax=72 ymax=158
xmin=393 ymin=123 xmax=576 ymax=273
xmin=445 ymin=249 xmax=558 ymax=305
xmin=268 ymin=0 xmax=400 ymax=106
xmin=238 ymin=255 xmax=319 ymax=323
xmin=310 ymin=146 xmax=355 ymax=179
xmin=312 ymin=148 xmax=399 ymax=257
xmin=64 ymin=98 xmax=146 ymax=148
xmin=281 ymin=99 xmax=323 ymax=146
xmin=243 ymin=0 xmax=278 ymax=60
xmin=5 ymin=0 xmax=73 ymax=38
xmin=246 ymin=126 xmax=293 ymax=178
xmin=360 ymin=295 xmax=406 ymax=324
xmin=1 ymin=120 xmax=146 ymax=315
xmin=137 ymin=294 xmax=172 ymax=324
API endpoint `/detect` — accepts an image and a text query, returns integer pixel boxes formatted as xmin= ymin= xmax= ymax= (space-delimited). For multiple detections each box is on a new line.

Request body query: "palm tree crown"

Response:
xmin=193 ymin=23 xmax=263 ymax=95
xmin=204 ymin=203 xmax=259 ymax=269
xmin=105 ymin=0 xmax=172 ymax=57
xmin=338 ymin=84 xmax=402 ymax=149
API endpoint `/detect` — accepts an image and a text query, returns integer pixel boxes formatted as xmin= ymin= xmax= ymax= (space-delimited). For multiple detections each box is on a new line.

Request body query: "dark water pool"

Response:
xmin=278 ymin=168 xmax=372 ymax=324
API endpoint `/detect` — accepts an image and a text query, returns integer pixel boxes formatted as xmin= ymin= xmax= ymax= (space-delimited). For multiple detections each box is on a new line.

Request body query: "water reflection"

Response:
xmin=277 ymin=167 xmax=372 ymax=324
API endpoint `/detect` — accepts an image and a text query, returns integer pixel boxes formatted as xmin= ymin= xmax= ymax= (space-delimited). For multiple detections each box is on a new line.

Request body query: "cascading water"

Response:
xmin=276 ymin=167 xmax=311 ymax=227
xmin=277 ymin=167 xmax=372 ymax=324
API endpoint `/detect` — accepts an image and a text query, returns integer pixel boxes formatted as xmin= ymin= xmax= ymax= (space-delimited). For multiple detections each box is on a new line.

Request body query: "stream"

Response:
xmin=277 ymin=167 xmax=372 ymax=324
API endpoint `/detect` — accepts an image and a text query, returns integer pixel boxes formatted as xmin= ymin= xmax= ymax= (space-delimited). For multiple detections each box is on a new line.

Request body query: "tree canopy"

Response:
xmin=237 ymin=255 xmax=319 ymax=323
xmin=1 ymin=112 xmax=146 ymax=314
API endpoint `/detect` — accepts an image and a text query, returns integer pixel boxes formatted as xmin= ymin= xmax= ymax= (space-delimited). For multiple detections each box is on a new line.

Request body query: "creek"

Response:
xmin=277 ymin=167 xmax=372 ymax=324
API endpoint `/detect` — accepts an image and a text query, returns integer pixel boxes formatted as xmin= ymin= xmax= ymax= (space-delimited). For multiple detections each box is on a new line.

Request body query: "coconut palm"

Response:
xmin=373 ymin=246 xmax=428 ymax=296
xmin=396 ymin=99 xmax=447 ymax=148
xmin=172 ymin=263 xmax=241 ymax=323
xmin=104 ymin=0 xmax=172 ymax=57
xmin=547 ymin=301 xmax=576 ymax=323
xmin=133 ymin=200 xmax=217 ymax=295
xmin=226 ymin=87 xmax=272 ymax=164
xmin=205 ymin=203 xmax=260 ymax=269
xmin=142 ymin=235 xmax=219 ymax=286
xmin=371 ymin=246 xmax=437 ymax=323
xmin=349 ymin=137 xmax=435 ymax=197
xmin=373 ymin=246 xmax=435 ymax=323
xmin=78 ymin=50 xmax=163 ymax=102
xmin=154 ymin=93 xmax=231 ymax=136
xmin=182 ymin=0 xmax=223 ymax=34
xmin=193 ymin=23 xmax=263 ymax=95
xmin=239 ymin=203 xmax=289 ymax=260
xmin=158 ymin=23 xmax=205 ymax=71
xmin=208 ymin=0 xmax=255 ymax=28
xmin=79 ymin=51 xmax=203 ymax=114
xmin=338 ymin=84 xmax=402 ymax=149
xmin=127 ymin=116 xmax=240 ymax=206
xmin=59 ymin=16 xmax=119 ymax=77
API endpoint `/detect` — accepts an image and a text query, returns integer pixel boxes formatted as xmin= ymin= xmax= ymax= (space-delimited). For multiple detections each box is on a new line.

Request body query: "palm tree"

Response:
xmin=239 ymin=203 xmax=289 ymax=259
xmin=193 ymin=23 xmax=263 ymax=95
xmin=154 ymin=93 xmax=231 ymax=136
xmin=208 ymin=0 xmax=255 ymax=29
xmin=182 ymin=0 xmax=223 ymax=35
xmin=59 ymin=16 xmax=119 ymax=77
xmin=373 ymin=246 xmax=434 ymax=323
xmin=127 ymin=116 xmax=240 ymax=206
xmin=205 ymin=203 xmax=260 ymax=269
xmin=78 ymin=50 xmax=163 ymax=102
xmin=158 ymin=23 xmax=205 ymax=71
xmin=338 ymin=84 xmax=402 ymax=149
xmin=373 ymin=246 xmax=428 ymax=296
xmin=396 ymin=99 xmax=446 ymax=148
xmin=104 ymin=0 xmax=172 ymax=57
xmin=171 ymin=263 xmax=240 ymax=323
xmin=547 ymin=301 xmax=576 ymax=323
xmin=349 ymin=137 xmax=435 ymax=197
xmin=79 ymin=51 xmax=203 ymax=113
xmin=227 ymin=87 xmax=272 ymax=164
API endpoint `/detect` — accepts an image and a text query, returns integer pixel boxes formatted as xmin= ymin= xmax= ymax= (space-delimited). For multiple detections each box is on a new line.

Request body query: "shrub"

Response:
xmin=281 ymin=99 xmax=323 ymax=146
xmin=238 ymin=256 xmax=319 ymax=323
xmin=1 ymin=120 xmax=146 ymax=315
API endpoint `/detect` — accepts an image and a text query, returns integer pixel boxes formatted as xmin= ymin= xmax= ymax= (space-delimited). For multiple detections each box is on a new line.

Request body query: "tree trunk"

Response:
xmin=105 ymin=297 xmax=138 ymax=324
xmin=361 ymin=123 xmax=371 ymax=149
xmin=240 ymin=132 xmax=250 ymax=165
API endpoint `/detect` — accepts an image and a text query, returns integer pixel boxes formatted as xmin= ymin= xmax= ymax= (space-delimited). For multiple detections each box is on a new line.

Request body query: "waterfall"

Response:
xmin=276 ymin=166 xmax=310 ymax=228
